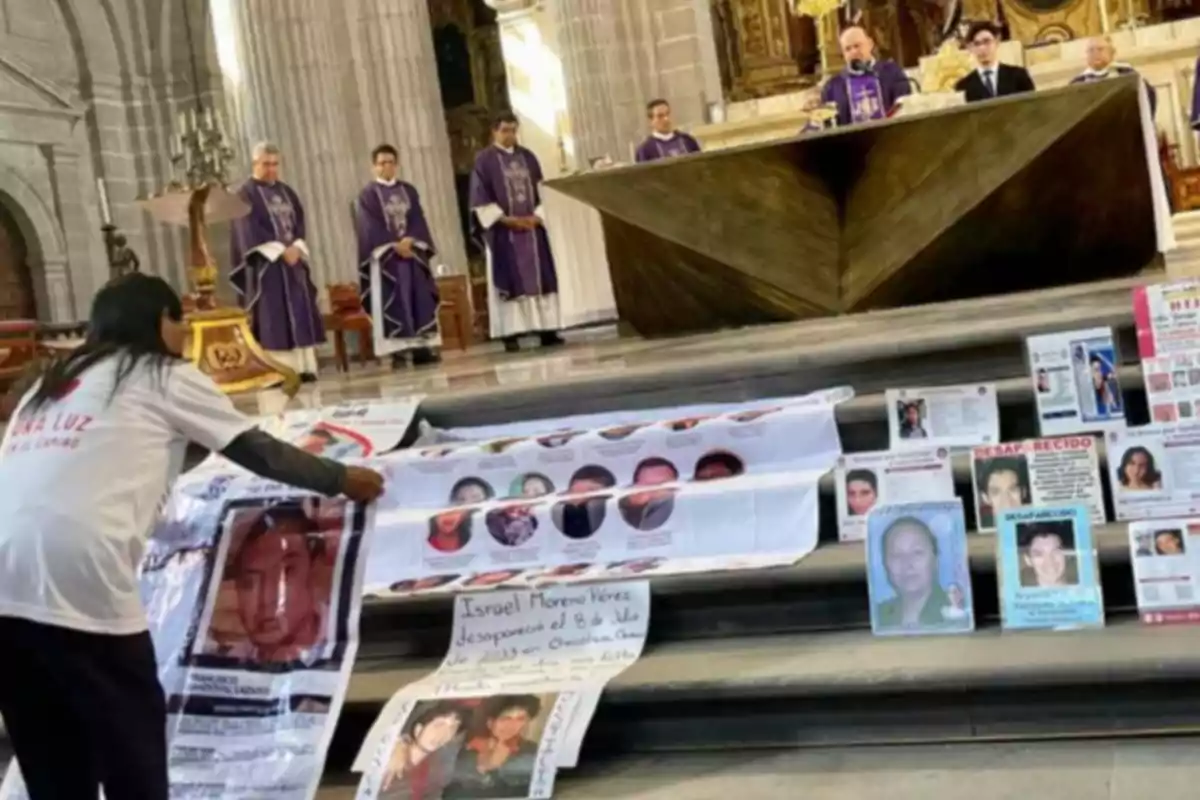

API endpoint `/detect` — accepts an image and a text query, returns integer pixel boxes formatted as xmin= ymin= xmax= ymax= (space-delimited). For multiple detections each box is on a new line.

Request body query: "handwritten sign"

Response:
xmin=352 ymin=582 xmax=651 ymax=790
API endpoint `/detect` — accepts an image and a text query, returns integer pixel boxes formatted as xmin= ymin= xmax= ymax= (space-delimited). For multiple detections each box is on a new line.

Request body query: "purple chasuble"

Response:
xmin=355 ymin=181 xmax=440 ymax=345
xmin=635 ymin=132 xmax=702 ymax=163
xmin=820 ymin=60 xmax=911 ymax=127
xmin=468 ymin=145 xmax=558 ymax=301
xmin=229 ymin=179 xmax=325 ymax=351
xmin=1071 ymin=66 xmax=1156 ymax=118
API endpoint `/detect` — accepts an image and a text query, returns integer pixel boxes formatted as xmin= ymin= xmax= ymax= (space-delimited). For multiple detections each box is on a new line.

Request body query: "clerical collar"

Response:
xmin=651 ymin=131 xmax=678 ymax=141
xmin=1081 ymin=62 xmax=1130 ymax=79
xmin=847 ymin=59 xmax=877 ymax=76
xmin=494 ymin=144 xmax=516 ymax=155
xmin=374 ymin=178 xmax=398 ymax=187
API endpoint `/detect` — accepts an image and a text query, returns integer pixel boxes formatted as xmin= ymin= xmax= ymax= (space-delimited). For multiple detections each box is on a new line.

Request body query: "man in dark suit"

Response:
xmin=954 ymin=21 xmax=1035 ymax=103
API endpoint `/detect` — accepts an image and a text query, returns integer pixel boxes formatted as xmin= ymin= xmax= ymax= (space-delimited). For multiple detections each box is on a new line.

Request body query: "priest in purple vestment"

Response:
xmin=635 ymin=99 xmax=702 ymax=163
xmin=469 ymin=111 xmax=564 ymax=353
xmin=1072 ymin=36 xmax=1156 ymax=118
xmin=355 ymin=144 xmax=441 ymax=368
xmin=819 ymin=26 xmax=911 ymax=127
xmin=229 ymin=141 xmax=326 ymax=381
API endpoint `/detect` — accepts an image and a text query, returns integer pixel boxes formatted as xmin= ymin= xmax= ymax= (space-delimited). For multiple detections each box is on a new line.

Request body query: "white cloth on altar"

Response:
xmin=540 ymin=184 xmax=618 ymax=329
xmin=1139 ymin=80 xmax=1175 ymax=253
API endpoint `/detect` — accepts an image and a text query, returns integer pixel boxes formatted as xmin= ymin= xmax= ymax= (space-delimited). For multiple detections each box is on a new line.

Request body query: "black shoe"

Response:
xmin=539 ymin=331 xmax=565 ymax=347
xmin=299 ymin=372 xmax=318 ymax=384
xmin=503 ymin=336 xmax=521 ymax=353
xmin=390 ymin=353 xmax=407 ymax=370
xmin=412 ymin=347 xmax=440 ymax=366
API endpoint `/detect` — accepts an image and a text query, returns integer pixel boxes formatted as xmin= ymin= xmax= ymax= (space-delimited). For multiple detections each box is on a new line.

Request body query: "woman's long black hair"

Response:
xmin=26 ymin=273 xmax=185 ymax=410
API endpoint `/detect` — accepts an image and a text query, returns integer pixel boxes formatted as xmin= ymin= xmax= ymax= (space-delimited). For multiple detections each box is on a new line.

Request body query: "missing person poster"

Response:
xmin=365 ymin=396 xmax=843 ymax=596
xmin=866 ymin=500 xmax=974 ymax=636
xmin=996 ymin=505 xmax=1104 ymax=630
xmin=143 ymin=475 xmax=372 ymax=799
xmin=353 ymin=582 xmax=651 ymax=799
xmin=1134 ymin=279 xmax=1200 ymax=424
xmin=1026 ymin=327 xmax=1125 ymax=436
xmin=1128 ymin=519 xmax=1200 ymax=624
xmin=885 ymin=384 xmax=999 ymax=451
xmin=177 ymin=399 xmax=422 ymax=493
xmin=835 ymin=448 xmax=956 ymax=542
xmin=1107 ymin=424 xmax=1200 ymax=521
xmin=971 ymin=436 xmax=1105 ymax=531
xmin=279 ymin=399 xmax=422 ymax=459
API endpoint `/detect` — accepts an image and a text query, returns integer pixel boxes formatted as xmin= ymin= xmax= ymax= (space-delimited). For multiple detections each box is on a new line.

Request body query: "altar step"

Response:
xmin=320 ymin=272 xmax=1192 ymax=793
xmin=1166 ymin=210 xmax=1200 ymax=277
xmin=315 ymin=737 xmax=1200 ymax=799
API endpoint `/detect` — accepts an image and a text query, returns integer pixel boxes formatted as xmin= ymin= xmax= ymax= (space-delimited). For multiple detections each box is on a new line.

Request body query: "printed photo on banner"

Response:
xmin=1026 ymin=327 xmax=1125 ymax=436
xmin=996 ymin=506 xmax=1104 ymax=630
xmin=362 ymin=396 xmax=842 ymax=596
xmin=1106 ymin=425 xmax=1200 ymax=521
xmin=866 ymin=500 xmax=974 ymax=636
xmin=188 ymin=496 xmax=366 ymax=670
xmin=279 ymin=399 xmax=421 ymax=458
xmin=617 ymin=457 xmax=679 ymax=532
xmin=834 ymin=448 xmax=956 ymax=542
xmin=971 ymin=436 xmax=1105 ymax=531
xmin=1133 ymin=280 xmax=1200 ymax=424
xmin=885 ymin=384 xmax=999 ymax=451
xmin=551 ymin=465 xmax=616 ymax=540
xmin=1128 ymin=519 xmax=1200 ymax=624
xmin=373 ymin=693 xmax=561 ymax=800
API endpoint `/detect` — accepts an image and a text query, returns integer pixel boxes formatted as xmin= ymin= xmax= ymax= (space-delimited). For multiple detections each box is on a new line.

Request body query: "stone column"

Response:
xmin=484 ymin=0 xmax=570 ymax=177
xmin=341 ymin=0 xmax=468 ymax=273
xmin=46 ymin=145 xmax=106 ymax=320
xmin=219 ymin=0 xmax=360 ymax=290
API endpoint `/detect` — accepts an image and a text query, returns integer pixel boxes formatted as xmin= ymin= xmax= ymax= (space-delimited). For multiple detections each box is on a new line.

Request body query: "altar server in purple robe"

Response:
xmin=820 ymin=26 xmax=911 ymax=127
xmin=1072 ymin=36 xmax=1156 ymax=118
xmin=470 ymin=111 xmax=565 ymax=353
xmin=355 ymin=144 xmax=441 ymax=368
xmin=230 ymin=141 xmax=325 ymax=381
xmin=636 ymin=99 xmax=702 ymax=163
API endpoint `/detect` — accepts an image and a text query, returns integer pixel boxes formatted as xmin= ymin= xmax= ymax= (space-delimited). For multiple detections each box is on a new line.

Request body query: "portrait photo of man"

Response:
xmin=1016 ymin=521 xmax=1079 ymax=588
xmin=618 ymin=457 xmax=679 ymax=532
xmin=552 ymin=465 xmax=616 ymax=540
xmin=198 ymin=499 xmax=350 ymax=668
xmin=974 ymin=455 xmax=1032 ymax=529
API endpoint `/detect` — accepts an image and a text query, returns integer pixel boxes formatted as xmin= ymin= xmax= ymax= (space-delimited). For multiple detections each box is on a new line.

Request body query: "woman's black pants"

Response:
xmin=0 ymin=615 xmax=168 ymax=799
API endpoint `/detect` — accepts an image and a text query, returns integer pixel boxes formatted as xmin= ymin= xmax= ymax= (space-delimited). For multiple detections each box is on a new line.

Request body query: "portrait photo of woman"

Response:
xmin=1117 ymin=446 xmax=1163 ymax=491
xmin=442 ymin=694 xmax=554 ymax=799
xmin=509 ymin=472 xmax=554 ymax=499
xmin=867 ymin=503 xmax=974 ymax=636
xmin=428 ymin=509 xmax=475 ymax=553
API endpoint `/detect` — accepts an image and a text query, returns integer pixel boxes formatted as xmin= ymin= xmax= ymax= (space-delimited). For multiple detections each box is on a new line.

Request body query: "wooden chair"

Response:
xmin=324 ymin=283 xmax=376 ymax=373
xmin=1161 ymin=133 xmax=1200 ymax=212
xmin=0 ymin=320 xmax=39 ymax=410
xmin=435 ymin=275 xmax=473 ymax=351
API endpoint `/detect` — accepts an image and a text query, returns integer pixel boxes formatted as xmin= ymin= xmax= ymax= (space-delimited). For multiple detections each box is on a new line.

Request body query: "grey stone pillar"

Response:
xmin=342 ymin=0 xmax=468 ymax=273
xmin=220 ymin=0 xmax=360 ymax=289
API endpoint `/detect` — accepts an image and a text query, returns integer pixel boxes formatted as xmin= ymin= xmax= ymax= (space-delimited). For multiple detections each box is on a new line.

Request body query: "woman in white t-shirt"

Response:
xmin=0 ymin=274 xmax=384 ymax=799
